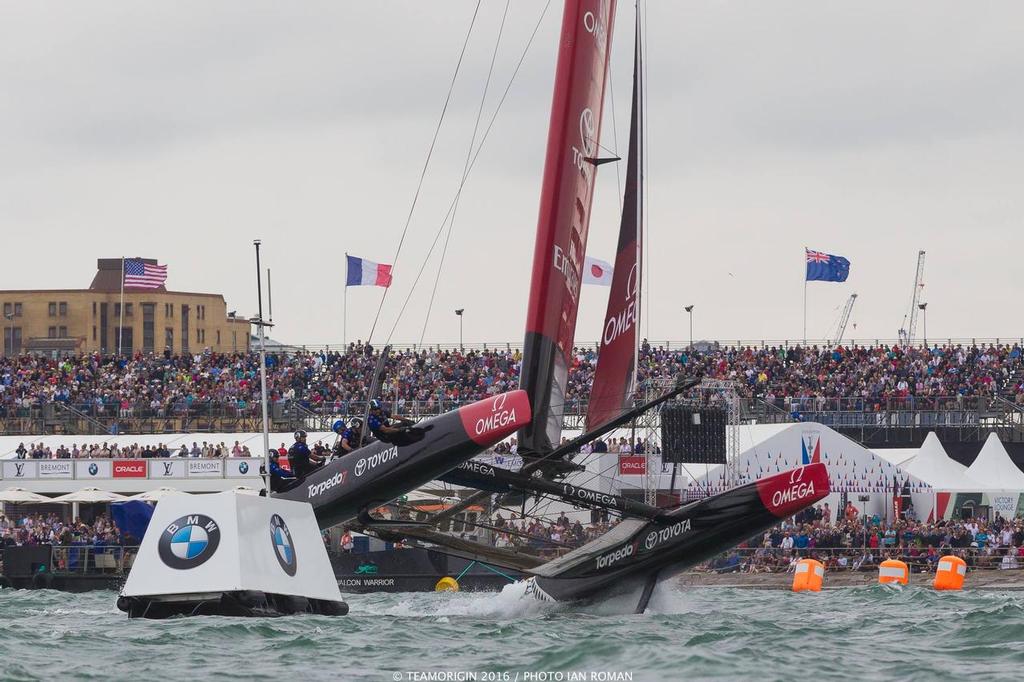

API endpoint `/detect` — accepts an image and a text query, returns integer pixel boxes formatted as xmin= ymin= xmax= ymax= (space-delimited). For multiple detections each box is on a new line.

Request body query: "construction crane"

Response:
xmin=829 ymin=293 xmax=858 ymax=347
xmin=898 ymin=250 xmax=926 ymax=346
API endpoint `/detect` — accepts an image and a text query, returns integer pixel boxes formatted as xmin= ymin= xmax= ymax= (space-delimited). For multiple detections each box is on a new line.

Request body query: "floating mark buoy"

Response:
xmin=435 ymin=576 xmax=460 ymax=592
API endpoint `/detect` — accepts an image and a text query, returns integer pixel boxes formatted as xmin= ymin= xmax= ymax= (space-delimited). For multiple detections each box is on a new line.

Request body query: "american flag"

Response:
xmin=124 ymin=259 xmax=167 ymax=289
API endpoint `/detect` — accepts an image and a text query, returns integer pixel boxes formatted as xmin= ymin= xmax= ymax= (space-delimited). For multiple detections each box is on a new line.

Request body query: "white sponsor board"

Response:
xmin=37 ymin=461 xmax=74 ymax=479
xmin=150 ymin=459 xmax=188 ymax=479
xmin=75 ymin=459 xmax=113 ymax=479
xmin=992 ymin=494 xmax=1018 ymax=518
xmin=188 ymin=459 xmax=224 ymax=478
xmin=2 ymin=461 xmax=36 ymax=480
xmin=225 ymin=458 xmax=261 ymax=478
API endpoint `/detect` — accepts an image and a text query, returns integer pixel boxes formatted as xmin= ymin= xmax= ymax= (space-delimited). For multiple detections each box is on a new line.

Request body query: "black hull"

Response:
xmin=331 ymin=548 xmax=524 ymax=594
xmin=528 ymin=463 xmax=830 ymax=603
xmin=273 ymin=391 xmax=530 ymax=530
xmin=116 ymin=591 xmax=349 ymax=619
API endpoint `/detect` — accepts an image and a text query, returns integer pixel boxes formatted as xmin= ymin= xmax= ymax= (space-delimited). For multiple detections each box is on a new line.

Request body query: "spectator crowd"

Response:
xmin=0 ymin=341 xmax=1020 ymax=422
xmin=707 ymin=502 xmax=1024 ymax=574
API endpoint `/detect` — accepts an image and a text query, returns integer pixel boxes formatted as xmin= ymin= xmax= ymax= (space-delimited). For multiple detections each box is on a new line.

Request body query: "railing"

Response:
xmin=267 ymin=337 xmax=1024 ymax=353
xmin=48 ymin=545 xmax=140 ymax=575
xmin=700 ymin=546 xmax=1024 ymax=573
xmin=2 ymin=393 xmax=1022 ymax=439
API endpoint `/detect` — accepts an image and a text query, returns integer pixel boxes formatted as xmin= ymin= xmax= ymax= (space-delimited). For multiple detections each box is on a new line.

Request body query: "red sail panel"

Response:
xmin=586 ymin=15 xmax=642 ymax=432
xmin=518 ymin=0 xmax=616 ymax=456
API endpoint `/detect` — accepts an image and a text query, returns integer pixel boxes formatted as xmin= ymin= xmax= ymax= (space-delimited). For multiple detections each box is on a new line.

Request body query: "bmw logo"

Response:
xmin=238 ymin=461 xmax=249 ymax=474
xmin=88 ymin=462 xmax=98 ymax=476
xmin=270 ymin=514 xmax=297 ymax=576
xmin=158 ymin=514 xmax=221 ymax=570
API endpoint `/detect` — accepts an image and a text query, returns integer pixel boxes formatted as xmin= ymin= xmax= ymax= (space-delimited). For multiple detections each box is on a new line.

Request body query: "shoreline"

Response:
xmin=675 ymin=570 xmax=1024 ymax=590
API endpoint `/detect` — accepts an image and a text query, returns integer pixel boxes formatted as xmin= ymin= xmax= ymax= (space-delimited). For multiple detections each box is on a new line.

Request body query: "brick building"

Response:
xmin=1 ymin=258 xmax=251 ymax=357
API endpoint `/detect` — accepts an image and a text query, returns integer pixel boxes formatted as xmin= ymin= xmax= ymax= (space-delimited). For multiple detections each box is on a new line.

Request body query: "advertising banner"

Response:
xmin=618 ymin=455 xmax=647 ymax=476
xmin=37 ymin=461 xmax=74 ymax=479
xmin=188 ymin=459 xmax=224 ymax=478
xmin=225 ymin=458 xmax=261 ymax=478
xmin=148 ymin=459 xmax=187 ymax=480
xmin=2 ymin=460 xmax=36 ymax=480
xmin=76 ymin=460 xmax=113 ymax=480
xmin=113 ymin=459 xmax=147 ymax=478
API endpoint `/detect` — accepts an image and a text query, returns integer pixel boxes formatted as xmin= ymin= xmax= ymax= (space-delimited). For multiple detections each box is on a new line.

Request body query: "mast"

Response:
xmin=586 ymin=5 xmax=642 ymax=432
xmin=518 ymin=0 xmax=617 ymax=457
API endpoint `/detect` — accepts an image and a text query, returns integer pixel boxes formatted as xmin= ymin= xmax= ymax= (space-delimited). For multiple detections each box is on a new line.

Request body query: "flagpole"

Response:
xmin=343 ymin=252 xmax=348 ymax=349
xmin=118 ymin=256 xmax=125 ymax=355
xmin=802 ymin=247 xmax=807 ymax=345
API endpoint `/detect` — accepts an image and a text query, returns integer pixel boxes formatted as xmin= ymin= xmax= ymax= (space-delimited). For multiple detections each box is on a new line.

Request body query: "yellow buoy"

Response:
xmin=792 ymin=558 xmax=824 ymax=592
xmin=435 ymin=576 xmax=460 ymax=592
xmin=878 ymin=559 xmax=909 ymax=586
xmin=933 ymin=555 xmax=966 ymax=591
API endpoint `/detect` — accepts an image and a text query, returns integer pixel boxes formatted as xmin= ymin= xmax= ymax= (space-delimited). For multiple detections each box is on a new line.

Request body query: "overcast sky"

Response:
xmin=2 ymin=2 xmax=1021 ymax=348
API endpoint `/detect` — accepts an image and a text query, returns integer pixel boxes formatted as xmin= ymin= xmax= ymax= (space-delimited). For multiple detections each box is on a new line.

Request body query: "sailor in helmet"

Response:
xmin=331 ymin=419 xmax=359 ymax=459
xmin=267 ymin=450 xmax=296 ymax=493
xmin=288 ymin=429 xmax=323 ymax=479
xmin=367 ymin=399 xmax=413 ymax=444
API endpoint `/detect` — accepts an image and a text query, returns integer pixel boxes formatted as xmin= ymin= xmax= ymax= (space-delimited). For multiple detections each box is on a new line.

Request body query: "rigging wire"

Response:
xmin=367 ymin=1 xmax=483 ymax=344
xmin=384 ymin=0 xmax=553 ymax=344
xmin=419 ymin=0 xmax=511 ymax=345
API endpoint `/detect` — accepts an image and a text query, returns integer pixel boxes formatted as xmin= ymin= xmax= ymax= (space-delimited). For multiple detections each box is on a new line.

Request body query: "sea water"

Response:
xmin=2 ymin=583 xmax=1024 ymax=681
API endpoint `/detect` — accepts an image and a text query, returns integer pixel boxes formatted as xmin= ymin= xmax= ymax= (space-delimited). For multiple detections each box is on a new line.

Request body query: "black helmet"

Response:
xmin=350 ymin=417 xmax=363 ymax=430
xmin=294 ymin=429 xmax=307 ymax=441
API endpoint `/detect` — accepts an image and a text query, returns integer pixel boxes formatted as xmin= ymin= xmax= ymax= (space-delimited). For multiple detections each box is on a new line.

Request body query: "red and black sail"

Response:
xmin=518 ymin=0 xmax=616 ymax=456
xmin=586 ymin=12 xmax=643 ymax=432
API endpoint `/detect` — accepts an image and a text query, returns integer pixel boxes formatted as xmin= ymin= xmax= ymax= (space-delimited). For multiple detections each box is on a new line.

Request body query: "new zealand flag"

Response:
xmin=805 ymin=249 xmax=851 ymax=282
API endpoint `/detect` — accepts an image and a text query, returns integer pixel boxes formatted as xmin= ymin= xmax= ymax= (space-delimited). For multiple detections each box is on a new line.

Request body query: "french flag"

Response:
xmin=346 ymin=254 xmax=393 ymax=288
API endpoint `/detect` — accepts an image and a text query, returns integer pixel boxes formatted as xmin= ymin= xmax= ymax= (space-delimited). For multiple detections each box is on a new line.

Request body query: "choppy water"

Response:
xmin=3 ymin=583 xmax=1024 ymax=681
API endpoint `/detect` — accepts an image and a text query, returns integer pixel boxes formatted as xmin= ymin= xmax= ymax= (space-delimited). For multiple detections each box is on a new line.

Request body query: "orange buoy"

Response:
xmin=933 ymin=555 xmax=967 ymax=591
xmin=878 ymin=559 xmax=909 ymax=586
xmin=792 ymin=558 xmax=825 ymax=592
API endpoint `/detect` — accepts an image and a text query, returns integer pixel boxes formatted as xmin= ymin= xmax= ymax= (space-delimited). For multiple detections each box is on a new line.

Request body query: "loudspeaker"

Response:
xmin=661 ymin=405 xmax=726 ymax=464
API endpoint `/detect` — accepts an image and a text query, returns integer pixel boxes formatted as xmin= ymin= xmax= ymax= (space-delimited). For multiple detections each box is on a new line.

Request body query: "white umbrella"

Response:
xmin=0 ymin=487 xmax=54 ymax=503
xmin=129 ymin=487 xmax=181 ymax=502
xmin=53 ymin=487 xmax=129 ymax=503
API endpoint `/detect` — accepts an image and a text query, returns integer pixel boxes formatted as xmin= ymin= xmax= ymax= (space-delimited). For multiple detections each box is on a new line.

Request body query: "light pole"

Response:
xmin=455 ymin=309 xmax=465 ymax=351
xmin=918 ymin=302 xmax=928 ymax=348
xmin=684 ymin=305 xmax=694 ymax=350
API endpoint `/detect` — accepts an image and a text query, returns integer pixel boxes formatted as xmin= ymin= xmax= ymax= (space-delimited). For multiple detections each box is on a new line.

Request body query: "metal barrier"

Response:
xmin=48 ymin=545 xmax=141 ymax=575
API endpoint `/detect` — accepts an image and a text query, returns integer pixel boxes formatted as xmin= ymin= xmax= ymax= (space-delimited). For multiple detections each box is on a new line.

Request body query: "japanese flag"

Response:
xmin=582 ymin=256 xmax=613 ymax=286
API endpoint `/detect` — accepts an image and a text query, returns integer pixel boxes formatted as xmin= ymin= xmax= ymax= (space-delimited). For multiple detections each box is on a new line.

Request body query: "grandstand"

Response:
xmin=0 ymin=339 xmax=1022 ymax=459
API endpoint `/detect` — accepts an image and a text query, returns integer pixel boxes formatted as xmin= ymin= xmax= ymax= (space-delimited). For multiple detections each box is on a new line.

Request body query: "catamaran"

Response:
xmin=274 ymin=0 xmax=828 ymax=614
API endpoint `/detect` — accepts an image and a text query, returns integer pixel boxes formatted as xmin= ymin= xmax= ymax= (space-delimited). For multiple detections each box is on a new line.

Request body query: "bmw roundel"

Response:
xmin=270 ymin=514 xmax=297 ymax=576
xmin=238 ymin=461 xmax=249 ymax=474
xmin=88 ymin=462 xmax=98 ymax=476
xmin=158 ymin=514 xmax=221 ymax=570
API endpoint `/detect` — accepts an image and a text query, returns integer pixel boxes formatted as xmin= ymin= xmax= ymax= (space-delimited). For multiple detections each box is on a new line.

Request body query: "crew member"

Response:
xmin=268 ymin=451 xmax=296 ymax=493
xmin=331 ymin=419 xmax=358 ymax=458
xmin=288 ymin=430 xmax=324 ymax=479
xmin=367 ymin=400 xmax=414 ymax=443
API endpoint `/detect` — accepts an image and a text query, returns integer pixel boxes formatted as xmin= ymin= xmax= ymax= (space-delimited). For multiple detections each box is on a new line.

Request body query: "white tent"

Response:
xmin=53 ymin=487 xmax=129 ymax=503
xmin=0 ymin=487 xmax=54 ymax=503
xmin=129 ymin=487 xmax=181 ymax=502
xmin=904 ymin=432 xmax=986 ymax=491
xmin=966 ymin=432 xmax=1024 ymax=490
